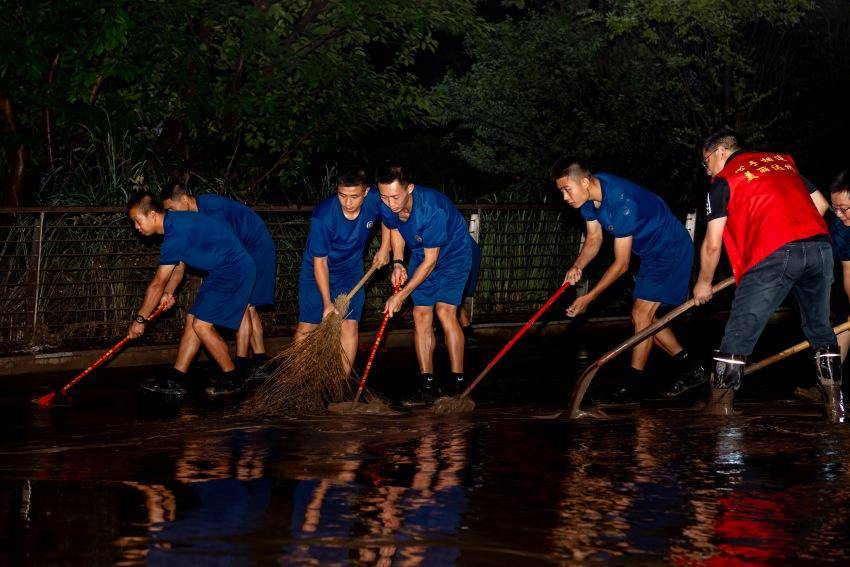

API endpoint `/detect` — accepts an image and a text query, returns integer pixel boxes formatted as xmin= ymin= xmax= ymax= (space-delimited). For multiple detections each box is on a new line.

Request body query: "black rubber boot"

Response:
xmin=661 ymin=350 xmax=708 ymax=398
xmin=814 ymin=345 xmax=845 ymax=423
xmin=703 ymin=352 xmax=745 ymax=416
xmin=402 ymin=373 xmax=438 ymax=407
xmin=205 ymin=369 xmax=245 ymax=398
xmin=141 ymin=368 xmax=188 ymax=400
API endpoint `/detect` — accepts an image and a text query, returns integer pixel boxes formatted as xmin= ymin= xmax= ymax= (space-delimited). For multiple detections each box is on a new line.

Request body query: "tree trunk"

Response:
xmin=0 ymin=91 xmax=30 ymax=206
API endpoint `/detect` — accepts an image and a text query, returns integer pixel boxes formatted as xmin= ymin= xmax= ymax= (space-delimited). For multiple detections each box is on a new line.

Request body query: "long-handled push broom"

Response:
xmin=33 ymin=304 xmax=168 ymax=407
xmin=432 ymin=281 xmax=573 ymax=414
xmin=243 ymin=265 xmax=380 ymax=415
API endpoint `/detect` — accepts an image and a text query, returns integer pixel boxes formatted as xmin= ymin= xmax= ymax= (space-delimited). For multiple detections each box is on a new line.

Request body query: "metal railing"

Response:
xmin=0 ymin=204 xmax=631 ymax=354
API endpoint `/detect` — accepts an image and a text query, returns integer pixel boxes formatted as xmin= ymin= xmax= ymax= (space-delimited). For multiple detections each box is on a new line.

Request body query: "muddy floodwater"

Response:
xmin=3 ymin=325 xmax=850 ymax=565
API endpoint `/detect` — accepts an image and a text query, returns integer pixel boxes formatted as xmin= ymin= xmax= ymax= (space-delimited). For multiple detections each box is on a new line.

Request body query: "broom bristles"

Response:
xmin=242 ymin=294 xmax=354 ymax=415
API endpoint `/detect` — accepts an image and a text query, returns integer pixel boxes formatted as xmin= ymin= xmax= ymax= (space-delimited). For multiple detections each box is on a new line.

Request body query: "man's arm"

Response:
xmin=128 ymin=264 xmax=176 ymax=338
xmin=693 ymin=217 xmax=727 ymax=305
xmin=384 ymin=246 xmax=439 ymax=316
xmin=566 ymin=235 xmax=631 ymax=317
xmin=372 ymin=223 xmax=391 ymax=269
xmin=842 ymin=261 xmax=850 ymax=305
xmin=564 ymin=220 xmax=603 ymax=284
xmin=313 ymin=256 xmax=335 ymax=317
xmin=811 ymin=190 xmax=830 ymax=216
xmin=158 ymin=262 xmax=186 ymax=310
xmin=390 ymin=228 xmax=407 ymax=287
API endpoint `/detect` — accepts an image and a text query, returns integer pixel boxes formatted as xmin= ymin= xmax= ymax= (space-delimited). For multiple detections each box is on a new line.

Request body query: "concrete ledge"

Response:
xmin=1 ymin=308 xmax=788 ymax=379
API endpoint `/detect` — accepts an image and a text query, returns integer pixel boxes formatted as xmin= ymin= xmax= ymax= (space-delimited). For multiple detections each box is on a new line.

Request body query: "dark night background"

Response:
xmin=1 ymin=0 xmax=849 ymax=212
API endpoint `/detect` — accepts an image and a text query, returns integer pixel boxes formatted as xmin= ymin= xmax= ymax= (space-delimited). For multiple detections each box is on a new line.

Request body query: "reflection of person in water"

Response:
xmin=135 ymin=433 xmax=273 ymax=564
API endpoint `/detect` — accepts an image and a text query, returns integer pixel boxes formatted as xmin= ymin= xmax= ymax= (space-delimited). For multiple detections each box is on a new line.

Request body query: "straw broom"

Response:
xmin=242 ymin=266 xmax=378 ymax=415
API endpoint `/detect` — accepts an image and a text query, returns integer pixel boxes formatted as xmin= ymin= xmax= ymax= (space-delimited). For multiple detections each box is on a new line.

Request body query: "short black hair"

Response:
xmin=550 ymin=156 xmax=591 ymax=181
xmin=703 ymin=129 xmax=743 ymax=154
xmin=830 ymin=169 xmax=850 ymax=195
xmin=161 ymin=183 xmax=191 ymax=202
xmin=127 ymin=190 xmax=164 ymax=214
xmin=337 ymin=166 xmax=368 ymax=188
xmin=375 ymin=160 xmax=410 ymax=187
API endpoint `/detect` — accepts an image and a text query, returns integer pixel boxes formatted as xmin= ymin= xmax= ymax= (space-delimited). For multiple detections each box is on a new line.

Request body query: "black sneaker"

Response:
xmin=440 ymin=373 xmax=466 ymax=397
xmin=402 ymin=373 xmax=439 ymax=407
xmin=204 ymin=371 xmax=245 ymax=398
xmin=603 ymin=381 xmax=645 ymax=404
xmin=141 ymin=376 xmax=188 ymax=399
xmin=249 ymin=354 xmax=272 ymax=383
xmin=661 ymin=363 xmax=708 ymax=398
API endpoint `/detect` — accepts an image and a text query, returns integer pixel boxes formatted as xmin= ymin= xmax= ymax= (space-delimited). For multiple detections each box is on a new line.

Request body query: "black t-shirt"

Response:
xmin=705 ymin=151 xmax=818 ymax=221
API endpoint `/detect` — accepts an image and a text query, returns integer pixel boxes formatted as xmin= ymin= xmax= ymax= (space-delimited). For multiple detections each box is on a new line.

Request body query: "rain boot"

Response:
xmin=402 ymin=373 xmax=438 ymax=407
xmin=661 ymin=350 xmax=708 ymax=398
xmin=703 ymin=352 xmax=745 ymax=416
xmin=814 ymin=345 xmax=845 ymax=423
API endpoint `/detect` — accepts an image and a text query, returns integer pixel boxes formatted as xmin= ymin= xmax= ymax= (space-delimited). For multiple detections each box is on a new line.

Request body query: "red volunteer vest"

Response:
xmin=717 ymin=151 xmax=827 ymax=282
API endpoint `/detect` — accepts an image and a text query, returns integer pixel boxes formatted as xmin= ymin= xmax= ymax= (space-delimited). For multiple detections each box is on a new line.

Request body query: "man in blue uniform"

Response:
xmin=298 ymin=168 xmax=391 ymax=377
xmin=162 ymin=185 xmax=276 ymax=380
xmin=127 ymin=191 xmax=255 ymax=398
xmin=551 ymin=157 xmax=701 ymax=402
xmin=377 ymin=160 xmax=478 ymax=403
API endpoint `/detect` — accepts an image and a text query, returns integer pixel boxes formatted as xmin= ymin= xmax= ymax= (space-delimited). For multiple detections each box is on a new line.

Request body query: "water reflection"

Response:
xmin=6 ymin=406 xmax=850 ymax=564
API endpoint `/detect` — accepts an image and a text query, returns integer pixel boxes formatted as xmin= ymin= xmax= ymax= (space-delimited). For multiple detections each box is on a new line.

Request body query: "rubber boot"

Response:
xmin=661 ymin=350 xmax=708 ymax=398
xmin=814 ymin=346 xmax=845 ymax=423
xmin=703 ymin=352 xmax=745 ymax=416
xmin=402 ymin=373 xmax=438 ymax=407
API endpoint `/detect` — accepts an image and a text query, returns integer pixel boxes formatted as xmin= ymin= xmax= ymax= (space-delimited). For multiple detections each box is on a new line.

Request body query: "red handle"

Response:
xmin=353 ymin=285 xmax=400 ymax=402
xmin=462 ymin=281 xmax=572 ymax=397
xmin=59 ymin=304 xmax=168 ymax=395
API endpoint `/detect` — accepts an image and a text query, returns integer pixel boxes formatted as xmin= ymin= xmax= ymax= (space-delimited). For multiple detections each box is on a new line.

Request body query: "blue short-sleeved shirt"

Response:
xmin=301 ymin=188 xmax=382 ymax=275
xmin=380 ymin=185 xmax=470 ymax=266
xmin=159 ymin=212 xmax=251 ymax=281
xmin=829 ymin=217 xmax=850 ymax=262
xmin=580 ymin=173 xmax=687 ymax=259
xmin=196 ymin=194 xmax=273 ymax=252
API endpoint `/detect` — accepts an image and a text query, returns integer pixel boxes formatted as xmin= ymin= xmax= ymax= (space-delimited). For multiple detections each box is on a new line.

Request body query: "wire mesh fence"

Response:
xmin=0 ymin=203 xmax=639 ymax=355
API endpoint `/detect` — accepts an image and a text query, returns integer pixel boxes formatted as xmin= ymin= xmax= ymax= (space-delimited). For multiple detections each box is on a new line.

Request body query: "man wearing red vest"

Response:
xmin=692 ymin=130 xmax=843 ymax=422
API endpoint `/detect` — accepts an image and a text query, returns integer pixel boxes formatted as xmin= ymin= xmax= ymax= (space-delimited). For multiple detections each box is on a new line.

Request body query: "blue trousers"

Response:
xmin=721 ymin=239 xmax=837 ymax=356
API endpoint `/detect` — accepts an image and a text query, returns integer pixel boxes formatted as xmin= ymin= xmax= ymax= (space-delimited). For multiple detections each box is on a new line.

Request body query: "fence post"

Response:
xmin=29 ymin=212 xmax=44 ymax=346
xmin=685 ymin=209 xmax=697 ymax=241
xmin=465 ymin=209 xmax=482 ymax=322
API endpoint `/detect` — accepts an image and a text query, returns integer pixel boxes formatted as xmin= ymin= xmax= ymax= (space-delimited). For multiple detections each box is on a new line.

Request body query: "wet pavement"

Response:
xmin=2 ymin=323 xmax=850 ymax=565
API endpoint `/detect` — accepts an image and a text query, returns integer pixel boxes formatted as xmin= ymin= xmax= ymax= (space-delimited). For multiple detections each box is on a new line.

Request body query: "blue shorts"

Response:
xmin=248 ymin=238 xmax=276 ymax=308
xmin=189 ymin=257 xmax=255 ymax=330
xmin=298 ymin=265 xmax=366 ymax=324
xmin=463 ymin=240 xmax=481 ymax=298
xmin=633 ymin=242 xmax=693 ymax=306
xmin=409 ymin=245 xmax=473 ymax=307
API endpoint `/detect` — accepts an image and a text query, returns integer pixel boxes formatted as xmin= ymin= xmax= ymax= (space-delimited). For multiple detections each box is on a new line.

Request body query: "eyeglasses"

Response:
xmin=831 ymin=205 xmax=850 ymax=215
xmin=702 ymin=147 xmax=720 ymax=171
